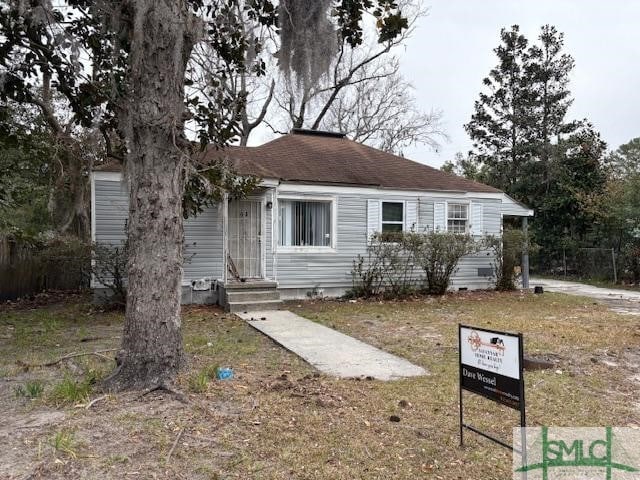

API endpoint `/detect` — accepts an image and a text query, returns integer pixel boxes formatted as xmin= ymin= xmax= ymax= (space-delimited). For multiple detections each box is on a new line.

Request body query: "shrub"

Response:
xmin=413 ymin=232 xmax=479 ymax=295
xmin=483 ymin=229 xmax=533 ymax=291
xmin=350 ymin=231 xmax=478 ymax=298
xmin=377 ymin=232 xmax=421 ymax=297
xmin=92 ymin=241 xmax=128 ymax=307
xmin=349 ymin=232 xmax=419 ymax=298
xmin=349 ymin=249 xmax=383 ymax=298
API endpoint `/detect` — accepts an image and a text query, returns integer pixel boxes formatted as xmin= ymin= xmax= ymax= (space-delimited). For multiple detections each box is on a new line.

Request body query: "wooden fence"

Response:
xmin=0 ymin=236 xmax=89 ymax=301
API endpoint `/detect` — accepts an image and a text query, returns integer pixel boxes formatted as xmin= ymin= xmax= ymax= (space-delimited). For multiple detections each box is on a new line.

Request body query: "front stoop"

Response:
xmin=222 ymin=280 xmax=282 ymax=313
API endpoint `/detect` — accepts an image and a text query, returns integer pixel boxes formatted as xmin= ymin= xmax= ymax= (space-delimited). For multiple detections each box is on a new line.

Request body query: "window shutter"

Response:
xmin=470 ymin=203 xmax=484 ymax=235
xmin=405 ymin=200 xmax=418 ymax=231
xmin=367 ymin=199 xmax=380 ymax=240
xmin=434 ymin=202 xmax=446 ymax=231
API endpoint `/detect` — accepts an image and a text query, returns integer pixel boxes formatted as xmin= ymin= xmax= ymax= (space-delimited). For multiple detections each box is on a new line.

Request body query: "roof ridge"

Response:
xmin=291 ymin=128 xmax=345 ymax=138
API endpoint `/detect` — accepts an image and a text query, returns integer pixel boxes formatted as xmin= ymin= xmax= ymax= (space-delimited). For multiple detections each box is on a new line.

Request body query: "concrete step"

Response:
xmin=228 ymin=299 xmax=283 ymax=313
xmin=226 ymin=289 xmax=280 ymax=302
xmin=224 ymin=280 xmax=278 ymax=291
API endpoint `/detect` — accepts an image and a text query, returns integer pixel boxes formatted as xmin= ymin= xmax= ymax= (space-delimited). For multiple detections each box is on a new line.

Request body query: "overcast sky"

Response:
xmin=400 ymin=0 xmax=640 ymax=168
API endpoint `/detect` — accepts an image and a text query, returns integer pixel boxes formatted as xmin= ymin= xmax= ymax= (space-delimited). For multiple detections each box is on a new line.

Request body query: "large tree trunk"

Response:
xmin=103 ymin=0 xmax=196 ymax=391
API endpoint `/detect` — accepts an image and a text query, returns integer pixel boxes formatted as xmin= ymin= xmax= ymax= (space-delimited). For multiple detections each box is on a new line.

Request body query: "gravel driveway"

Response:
xmin=531 ymin=278 xmax=640 ymax=315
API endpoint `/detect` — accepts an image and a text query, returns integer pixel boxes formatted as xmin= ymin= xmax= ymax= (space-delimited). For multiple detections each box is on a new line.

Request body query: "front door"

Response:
xmin=228 ymin=200 xmax=262 ymax=279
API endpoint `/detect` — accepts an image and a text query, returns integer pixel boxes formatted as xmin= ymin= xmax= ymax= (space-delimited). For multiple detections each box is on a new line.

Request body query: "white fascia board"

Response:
xmin=93 ymin=171 xmax=279 ymax=189
xmin=258 ymin=178 xmax=279 ymax=187
xmin=277 ymin=182 xmax=505 ymax=200
xmin=92 ymin=171 xmax=278 ymax=185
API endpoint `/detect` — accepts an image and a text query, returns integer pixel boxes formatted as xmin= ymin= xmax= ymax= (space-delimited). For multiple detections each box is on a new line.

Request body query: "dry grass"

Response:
xmin=0 ymin=291 xmax=638 ymax=479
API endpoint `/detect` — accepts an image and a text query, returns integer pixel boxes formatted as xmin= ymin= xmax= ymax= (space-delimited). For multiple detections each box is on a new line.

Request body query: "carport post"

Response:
xmin=522 ymin=217 xmax=530 ymax=289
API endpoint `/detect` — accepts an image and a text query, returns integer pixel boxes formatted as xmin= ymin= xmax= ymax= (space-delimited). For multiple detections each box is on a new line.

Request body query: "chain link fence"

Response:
xmin=531 ymin=246 xmax=620 ymax=283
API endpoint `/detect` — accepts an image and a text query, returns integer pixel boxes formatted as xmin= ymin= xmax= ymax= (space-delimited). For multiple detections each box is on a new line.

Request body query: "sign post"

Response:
xmin=459 ymin=324 xmax=526 ymax=454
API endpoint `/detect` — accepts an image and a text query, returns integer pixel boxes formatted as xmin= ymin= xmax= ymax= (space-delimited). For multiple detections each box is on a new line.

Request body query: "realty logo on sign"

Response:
xmin=513 ymin=427 xmax=640 ymax=479
xmin=467 ymin=330 xmax=506 ymax=353
xmin=467 ymin=329 xmax=507 ymax=371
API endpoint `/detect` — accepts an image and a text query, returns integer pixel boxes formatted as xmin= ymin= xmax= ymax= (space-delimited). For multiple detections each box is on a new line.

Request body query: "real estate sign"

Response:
xmin=459 ymin=325 xmax=523 ymax=409
xmin=458 ymin=324 xmax=526 ymax=452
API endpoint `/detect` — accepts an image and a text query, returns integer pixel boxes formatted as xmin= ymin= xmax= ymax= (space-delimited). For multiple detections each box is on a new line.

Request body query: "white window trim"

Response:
xmin=276 ymin=195 xmax=337 ymax=253
xmin=446 ymin=201 xmax=470 ymax=234
xmin=379 ymin=200 xmax=406 ymax=232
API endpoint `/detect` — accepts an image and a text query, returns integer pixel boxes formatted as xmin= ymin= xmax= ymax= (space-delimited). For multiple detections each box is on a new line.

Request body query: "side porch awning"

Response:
xmin=501 ymin=194 xmax=534 ymax=218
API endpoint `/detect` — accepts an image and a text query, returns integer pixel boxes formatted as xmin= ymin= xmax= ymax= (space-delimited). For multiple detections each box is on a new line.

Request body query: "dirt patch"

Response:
xmin=524 ymin=353 xmax=559 ymax=370
xmin=0 ymin=290 xmax=90 ymax=312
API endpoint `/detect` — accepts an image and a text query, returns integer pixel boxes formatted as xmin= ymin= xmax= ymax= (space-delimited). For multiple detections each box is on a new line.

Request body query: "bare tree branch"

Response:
xmin=246 ymin=79 xmax=275 ymax=132
xmin=322 ymin=70 xmax=449 ymax=154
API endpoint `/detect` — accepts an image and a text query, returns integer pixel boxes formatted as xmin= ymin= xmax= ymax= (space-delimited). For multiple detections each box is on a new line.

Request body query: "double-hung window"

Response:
xmin=279 ymin=199 xmax=333 ymax=248
xmin=447 ymin=203 xmax=468 ymax=233
xmin=381 ymin=202 xmax=404 ymax=232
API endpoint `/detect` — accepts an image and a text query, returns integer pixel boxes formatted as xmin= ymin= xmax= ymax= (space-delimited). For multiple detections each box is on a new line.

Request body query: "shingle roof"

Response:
xmin=97 ymin=129 xmax=501 ymax=194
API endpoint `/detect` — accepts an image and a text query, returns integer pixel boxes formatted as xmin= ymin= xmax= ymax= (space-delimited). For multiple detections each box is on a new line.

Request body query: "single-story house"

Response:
xmin=91 ymin=129 xmax=533 ymax=311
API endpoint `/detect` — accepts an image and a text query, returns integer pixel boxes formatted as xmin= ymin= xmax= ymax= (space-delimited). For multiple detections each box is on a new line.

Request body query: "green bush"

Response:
xmin=349 ymin=248 xmax=384 ymax=298
xmin=350 ymin=231 xmax=479 ymax=298
xmin=92 ymin=241 xmax=128 ymax=307
xmin=483 ymin=229 xmax=534 ymax=291
xmin=350 ymin=231 xmax=419 ymax=298
xmin=413 ymin=232 xmax=479 ymax=295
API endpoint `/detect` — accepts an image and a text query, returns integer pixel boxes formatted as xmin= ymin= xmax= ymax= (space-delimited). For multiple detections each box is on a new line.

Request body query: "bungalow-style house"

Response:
xmin=91 ymin=129 xmax=533 ymax=311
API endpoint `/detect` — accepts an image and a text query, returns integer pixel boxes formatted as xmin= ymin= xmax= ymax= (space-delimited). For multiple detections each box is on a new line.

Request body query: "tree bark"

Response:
xmin=103 ymin=0 xmax=196 ymax=391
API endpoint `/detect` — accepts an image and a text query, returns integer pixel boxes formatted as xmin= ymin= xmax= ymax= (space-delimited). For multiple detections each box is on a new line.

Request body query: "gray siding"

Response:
xmin=479 ymin=198 xmax=502 ymax=235
xmin=94 ymin=180 xmax=128 ymax=245
xmin=274 ymin=193 xmax=500 ymax=292
xmin=94 ymin=178 xmax=506 ymax=295
xmin=449 ymin=198 xmax=501 ymax=289
xmin=264 ymin=189 xmax=275 ymax=279
xmin=417 ymin=198 xmax=434 ymax=232
xmin=275 ymin=194 xmax=367 ymax=289
xmin=93 ymin=178 xmax=224 ymax=285
xmin=183 ymin=204 xmax=224 ymax=282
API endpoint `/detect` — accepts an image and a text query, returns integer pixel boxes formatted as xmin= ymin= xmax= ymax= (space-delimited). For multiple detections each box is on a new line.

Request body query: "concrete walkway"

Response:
xmin=531 ymin=278 xmax=640 ymax=316
xmin=237 ymin=310 xmax=428 ymax=380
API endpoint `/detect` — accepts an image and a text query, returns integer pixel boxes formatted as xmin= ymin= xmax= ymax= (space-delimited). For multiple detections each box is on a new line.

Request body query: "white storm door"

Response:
xmin=228 ymin=200 xmax=262 ymax=278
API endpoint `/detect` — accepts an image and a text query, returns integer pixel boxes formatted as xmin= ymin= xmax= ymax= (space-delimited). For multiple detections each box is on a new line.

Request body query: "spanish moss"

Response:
xmin=278 ymin=0 xmax=336 ymax=90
